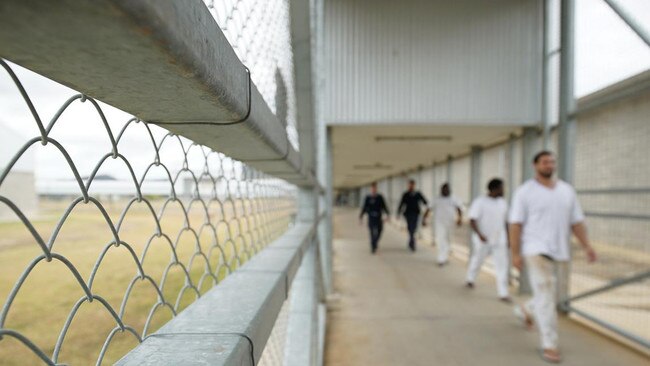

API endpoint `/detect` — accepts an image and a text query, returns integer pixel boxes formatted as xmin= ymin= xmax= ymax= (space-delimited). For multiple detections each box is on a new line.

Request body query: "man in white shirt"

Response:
xmin=427 ymin=183 xmax=462 ymax=266
xmin=465 ymin=178 xmax=510 ymax=301
xmin=509 ymin=151 xmax=597 ymax=363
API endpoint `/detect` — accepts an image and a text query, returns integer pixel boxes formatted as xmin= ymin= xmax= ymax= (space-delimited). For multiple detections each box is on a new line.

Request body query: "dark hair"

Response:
xmin=441 ymin=183 xmax=449 ymax=190
xmin=533 ymin=150 xmax=554 ymax=164
xmin=371 ymin=181 xmax=377 ymax=187
xmin=487 ymin=178 xmax=503 ymax=191
xmin=408 ymin=179 xmax=415 ymax=185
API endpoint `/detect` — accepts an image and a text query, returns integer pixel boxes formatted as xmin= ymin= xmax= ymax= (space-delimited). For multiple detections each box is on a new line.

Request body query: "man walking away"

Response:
xmin=509 ymin=151 xmax=597 ymax=363
xmin=397 ymin=179 xmax=428 ymax=252
xmin=430 ymin=183 xmax=462 ymax=266
xmin=465 ymin=178 xmax=510 ymax=301
xmin=359 ymin=182 xmax=390 ymax=254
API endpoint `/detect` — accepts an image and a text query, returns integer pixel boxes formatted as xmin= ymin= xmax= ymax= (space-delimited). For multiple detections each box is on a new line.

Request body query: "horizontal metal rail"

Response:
xmin=567 ymin=306 xmax=650 ymax=350
xmin=0 ymin=0 xmax=313 ymax=186
xmin=117 ymin=214 xmax=324 ymax=365
xmin=584 ymin=212 xmax=650 ymax=221
xmin=564 ymin=270 xmax=650 ymax=351
xmin=566 ymin=270 xmax=650 ymax=304
xmin=577 ymin=187 xmax=650 ymax=194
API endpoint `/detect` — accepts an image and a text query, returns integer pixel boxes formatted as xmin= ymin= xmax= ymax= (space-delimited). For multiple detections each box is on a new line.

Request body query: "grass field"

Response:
xmin=0 ymin=198 xmax=295 ymax=365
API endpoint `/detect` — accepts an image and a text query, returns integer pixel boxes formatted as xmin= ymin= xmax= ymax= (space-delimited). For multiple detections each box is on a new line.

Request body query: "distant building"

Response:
xmin=0 ymin=122 xmax=37 ymax=221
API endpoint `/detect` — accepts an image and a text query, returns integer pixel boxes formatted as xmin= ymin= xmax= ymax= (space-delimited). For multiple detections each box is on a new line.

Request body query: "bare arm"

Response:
xmin=470 ymin=219 xmax=487 ymax=243
xmin=509 ymin=223 xmax=523 ymax=270
xmin=456 ymin=207 xmax=463 ymax=226
xmin=572 ymin=222 xmax=597 ymax=262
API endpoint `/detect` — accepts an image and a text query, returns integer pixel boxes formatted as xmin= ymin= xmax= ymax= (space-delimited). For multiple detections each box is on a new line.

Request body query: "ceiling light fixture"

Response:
xmin=375 ymin=135 xmax=452 ymax=142
xmin=353 ymin=163 xmax=393 ymax=170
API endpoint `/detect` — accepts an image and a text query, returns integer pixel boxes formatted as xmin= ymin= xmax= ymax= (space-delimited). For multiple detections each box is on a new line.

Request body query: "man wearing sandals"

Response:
xmin=509 ymin=151 xmax=597 ymax=363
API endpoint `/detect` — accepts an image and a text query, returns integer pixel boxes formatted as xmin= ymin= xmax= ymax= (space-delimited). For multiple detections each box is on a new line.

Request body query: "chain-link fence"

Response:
xmin=567 ymin=83 xmax=650 ymax=350
xmin=0 ymin=58 xmax=298 ymax=365
xmin=204 ymin=0 xmax=299 ymax=150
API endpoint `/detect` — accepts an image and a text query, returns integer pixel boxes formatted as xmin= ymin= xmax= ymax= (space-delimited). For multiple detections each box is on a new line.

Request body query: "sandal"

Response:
xmin=539 ymin=348 xmax=562 ymax=363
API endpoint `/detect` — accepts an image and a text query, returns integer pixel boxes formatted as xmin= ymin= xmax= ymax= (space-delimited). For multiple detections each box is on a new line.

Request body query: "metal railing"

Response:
xmin=0 ymin=58 xmax=298 ymax=365
xmin=564 ymin=186 xmax=650 ymax=351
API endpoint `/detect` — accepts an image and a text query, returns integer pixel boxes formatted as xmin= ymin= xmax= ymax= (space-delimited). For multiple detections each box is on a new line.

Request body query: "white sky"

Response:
xmin=1 ymin=0 xmax=649 ymax=182
xmin=575 ymin=0 xmax=650 ymax=95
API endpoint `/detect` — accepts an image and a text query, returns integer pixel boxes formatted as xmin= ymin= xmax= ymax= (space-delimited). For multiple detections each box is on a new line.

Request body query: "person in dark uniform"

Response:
xmin=359 ymin=182 xmax=390 ymax=254
xmin=398 ymin=179 xmax=429 ymax=252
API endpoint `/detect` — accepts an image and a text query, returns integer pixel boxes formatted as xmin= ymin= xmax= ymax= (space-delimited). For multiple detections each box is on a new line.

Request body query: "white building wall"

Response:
xmin=420 ymin=168 xmax=435 ymax=203
xmin=480 ymin=144 xmax=508 ymax=194
xmin=324 ymin=0 xmax=542 ymax=125
xmin=451 ymin=156 xmax=471 ymax=207
xmin=574 ymin=88 xmax=650 ymax=252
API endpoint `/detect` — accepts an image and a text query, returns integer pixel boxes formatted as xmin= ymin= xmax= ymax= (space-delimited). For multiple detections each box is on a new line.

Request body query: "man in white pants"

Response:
xmin=509 ymin=151 xmax=597 ymax=363
xmin=428 ymin=183 xmax=462 ymax=267
xmin=465 ymin=178 xmax=510 ymax=302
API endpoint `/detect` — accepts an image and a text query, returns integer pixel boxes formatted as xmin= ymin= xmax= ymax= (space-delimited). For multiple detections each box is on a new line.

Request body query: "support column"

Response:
xmin=507 ymin=134 xmax=517 ymax=203
xmin=446 ymin=155 xmax=453 ymax=186
xmin=322 ymin=126 xmax=334 ymax=293
xmin=469 ymin=146 xmax=483 ymax=257
xmin=522 ymin=127 xmax=538 ymax=181
xmin=470 ymin=146 xmax=482 ymax=201
xmin=315 ymin=67 xmax=331 ymax=298
xmin=519 ymin=127 xmax=538 ymax=295
xmin=387 ymin=176 xmax=393 ymax=211
xmin=541 ymin=0 xmax=552 ymax=149
xmin=432 ymin=163 xmax=438 ymax=199
xmin=558 ymin=0 xmax=576 ymax=185
xmin=557 ymin=0 xmax=577 ymax=311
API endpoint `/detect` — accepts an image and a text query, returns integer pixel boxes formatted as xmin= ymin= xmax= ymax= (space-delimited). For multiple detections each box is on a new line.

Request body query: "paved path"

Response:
xmin=325 ymin=208 xmax=648 ymax=366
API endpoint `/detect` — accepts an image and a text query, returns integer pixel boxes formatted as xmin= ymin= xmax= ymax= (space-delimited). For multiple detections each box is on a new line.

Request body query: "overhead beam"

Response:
xmin=0 ymin=0 xmax=313 ymax=186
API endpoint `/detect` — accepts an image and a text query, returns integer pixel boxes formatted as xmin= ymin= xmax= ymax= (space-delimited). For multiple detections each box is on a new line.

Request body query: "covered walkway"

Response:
xmin=325 ymin=208 xmax=648 ymax=366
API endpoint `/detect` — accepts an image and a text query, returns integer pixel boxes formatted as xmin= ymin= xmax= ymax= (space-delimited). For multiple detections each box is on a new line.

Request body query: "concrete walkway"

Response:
xmin=325 ymin=208 xmax=648 ymax=366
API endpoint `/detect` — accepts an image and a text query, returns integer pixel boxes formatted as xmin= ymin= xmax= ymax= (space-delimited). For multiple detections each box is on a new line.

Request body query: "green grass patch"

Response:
xmin=0 ymin=198 xmax=294 ymax=365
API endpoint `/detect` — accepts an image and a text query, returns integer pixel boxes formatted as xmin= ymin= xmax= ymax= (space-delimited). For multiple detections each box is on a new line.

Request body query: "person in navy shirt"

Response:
xmin=397 ymin=179 xmax=429 ymax=252
xmin=359 ymin=182 xmax=390 ymax=254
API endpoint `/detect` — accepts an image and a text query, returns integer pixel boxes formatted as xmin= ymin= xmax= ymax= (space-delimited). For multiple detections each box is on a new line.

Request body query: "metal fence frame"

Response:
xmin=0 ymin=0 xmax=330 ymax=365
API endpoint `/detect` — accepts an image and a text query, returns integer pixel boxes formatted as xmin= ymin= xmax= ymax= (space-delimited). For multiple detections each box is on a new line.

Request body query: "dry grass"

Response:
xmin=0 ymin=198 xmax=294 ymax=365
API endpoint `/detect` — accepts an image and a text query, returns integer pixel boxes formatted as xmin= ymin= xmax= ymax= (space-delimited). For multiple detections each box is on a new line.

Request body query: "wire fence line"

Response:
xmin=0 ymin=58 xmax=298 ymax=365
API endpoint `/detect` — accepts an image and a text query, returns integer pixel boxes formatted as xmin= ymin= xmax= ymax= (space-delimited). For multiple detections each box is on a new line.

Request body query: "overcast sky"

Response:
xmin=1 ymin=0 xmax=649 ymax=182
xmin=575 ymin=0 xmax=650 ymax=95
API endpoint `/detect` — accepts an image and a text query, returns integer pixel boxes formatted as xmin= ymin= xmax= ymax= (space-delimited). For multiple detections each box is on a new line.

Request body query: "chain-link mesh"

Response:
xmin=258 ymin=299 xmax=291 ymax=366
xmin=570 ymin=95 xmax=650 ymax=346
xmin=0 ymin=58 xmax=297 ymax=365
xmin=204 ymin=0 xmax=299 ymax=150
